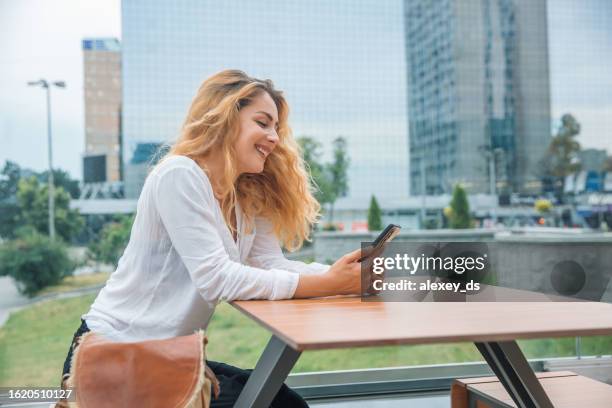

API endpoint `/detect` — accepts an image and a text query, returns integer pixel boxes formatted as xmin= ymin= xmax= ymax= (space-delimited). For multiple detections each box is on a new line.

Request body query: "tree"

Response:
xmin=0 ymin=161 xmax=22 ymax=238
xmin=297 ymin=135 xmax=351 ymax=225
xmin=448 ymin=184 xmax=471 ymax=229
xmin=0 ymin=160 xmax=22 ymax=200
xmin=88 ymin=215 xmax=135 ymax=267
xmin=367 ymin=195 xmax=382 ymax=231
xmin=0 ymin=161 xmax=82 ymax=238
xmin=603 ymin=156 xmax=612 ymax=172
xmin=38 ymin=168 xmax=81 ymax=199
xmin=541 ymin=114 xmax=581 ymax=199
xmin=0 ymin=229 xmax=73 ymax=296
xmin=0 ymin=200 xmax=20 ymax=239
xmin=15 ymin=176 xmax=84 ymax=242
xmin=297 ymin=136 xmax=334 ymax=205
xmin=326 ymin=136 xmax=350 ymax=223
xmin=547 ymin=114 xmax=581 ymax=177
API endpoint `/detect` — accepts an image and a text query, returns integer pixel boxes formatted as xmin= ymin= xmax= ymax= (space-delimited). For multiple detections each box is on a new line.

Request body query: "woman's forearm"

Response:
xmin=293 ymin=273 xmax=337 ymax=298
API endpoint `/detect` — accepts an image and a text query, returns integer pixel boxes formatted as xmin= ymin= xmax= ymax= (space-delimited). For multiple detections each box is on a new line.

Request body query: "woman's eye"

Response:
xmin=256 ymin=120 xmax=266 ymax=128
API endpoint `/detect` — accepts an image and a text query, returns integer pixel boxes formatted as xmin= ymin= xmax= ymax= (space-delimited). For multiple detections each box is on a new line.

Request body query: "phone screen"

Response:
xmin=359 ymin=224 xmax=401 ymax=262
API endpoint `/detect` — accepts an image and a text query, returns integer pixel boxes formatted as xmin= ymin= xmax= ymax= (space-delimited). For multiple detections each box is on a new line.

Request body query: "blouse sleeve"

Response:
xmin=247 ymin=217 xmax=330 ymax=275
xmin=153 ymin=164 xmax=300 ymax=302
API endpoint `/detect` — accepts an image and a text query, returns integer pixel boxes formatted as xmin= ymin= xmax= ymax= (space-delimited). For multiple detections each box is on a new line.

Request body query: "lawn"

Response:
xmin=36 ymin=272 xmax=110 ymax=296
xmin=1 ymin=293 xmax=611 ymax=386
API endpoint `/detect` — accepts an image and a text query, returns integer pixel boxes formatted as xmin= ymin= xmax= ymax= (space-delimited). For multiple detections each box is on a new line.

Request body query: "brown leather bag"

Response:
xmin=58 ymin=330 xmax=212 ymax=408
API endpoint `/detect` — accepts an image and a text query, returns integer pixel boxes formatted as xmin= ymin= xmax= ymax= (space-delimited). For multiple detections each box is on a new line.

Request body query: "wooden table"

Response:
xmin=231 ymin=290 xmax=612 ymax=408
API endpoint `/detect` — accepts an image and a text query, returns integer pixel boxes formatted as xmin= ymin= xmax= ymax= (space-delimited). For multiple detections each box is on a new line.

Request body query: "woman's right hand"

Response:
xmin=294 ymin=248 xmax=376 ymax=298
xmin=324 ymin=248 xmax=364 ymax=295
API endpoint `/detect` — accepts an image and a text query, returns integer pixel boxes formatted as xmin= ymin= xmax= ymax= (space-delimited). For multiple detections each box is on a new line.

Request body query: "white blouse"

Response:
xmin=83 ymin=155 xmax=328 ymax=342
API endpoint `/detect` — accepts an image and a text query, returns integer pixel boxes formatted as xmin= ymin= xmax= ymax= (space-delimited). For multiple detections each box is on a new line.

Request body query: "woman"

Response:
xmin=60 ymin=69 xmax=365 ymax=407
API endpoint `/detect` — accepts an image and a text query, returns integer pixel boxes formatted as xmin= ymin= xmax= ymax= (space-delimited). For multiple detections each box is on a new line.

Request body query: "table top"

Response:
xmin=231 ymin=291 xmax=612 ymax=351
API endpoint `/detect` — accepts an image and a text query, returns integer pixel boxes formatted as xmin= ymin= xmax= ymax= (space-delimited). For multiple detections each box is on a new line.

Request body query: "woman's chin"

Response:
xmin=244 ymin=163 xmax=265 ymax=174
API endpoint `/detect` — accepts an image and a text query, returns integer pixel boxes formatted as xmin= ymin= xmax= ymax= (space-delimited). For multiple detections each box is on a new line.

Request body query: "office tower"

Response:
xmin=405 ymin=0 xmax=551 ymax=195
xmin=578 ymin=148 xmax=607 ymax=172
xmin=82 ymin=38 xmax=122 ymax=187
xmin=121 ymin=1 xmax=408 ymax=201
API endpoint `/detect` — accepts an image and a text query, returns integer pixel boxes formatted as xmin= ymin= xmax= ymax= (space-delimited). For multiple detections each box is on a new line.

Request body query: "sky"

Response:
xmin=0 ymin=0 xmax=610 ymax=180
xmin=0 ymin=0 xmax=121 ymax=179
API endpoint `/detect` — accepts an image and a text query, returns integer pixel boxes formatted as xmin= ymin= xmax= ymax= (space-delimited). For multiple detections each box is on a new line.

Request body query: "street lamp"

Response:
xmin=411 ymin=154 xmax=427 ymax=228
xmin=27 ymin=79 xmax=66 ymax=240
xmin=479 ymin=145 xmax=504 ymax=225
xmin=420 ymin=156 xmax=426 ymax=228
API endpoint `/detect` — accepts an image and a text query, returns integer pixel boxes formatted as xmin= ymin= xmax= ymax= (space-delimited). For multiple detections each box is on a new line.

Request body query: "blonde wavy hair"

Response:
xmin=158 ymin=69 xmax=320 ymax=251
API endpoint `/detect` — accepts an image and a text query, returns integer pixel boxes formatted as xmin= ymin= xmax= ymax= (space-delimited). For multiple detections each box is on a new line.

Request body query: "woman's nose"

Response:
xmin=267 ymin=129 xmax=279 ymax=145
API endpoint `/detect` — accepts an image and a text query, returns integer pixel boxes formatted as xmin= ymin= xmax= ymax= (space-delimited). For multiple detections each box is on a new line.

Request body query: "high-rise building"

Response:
xmin=82 ymin=38 xmax=122 ymax=186
xmin=404 ymin=0 xmax=551 ymax=195
xmin=121 ymin=1 xmax=409 ymax=201
xmin=578 ymin=148 xmax=607 ymax=172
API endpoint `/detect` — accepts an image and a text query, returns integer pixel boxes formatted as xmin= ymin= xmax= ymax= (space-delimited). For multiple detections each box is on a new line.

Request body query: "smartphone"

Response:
xmin=358 ymin=223 xmax=401 ymax=262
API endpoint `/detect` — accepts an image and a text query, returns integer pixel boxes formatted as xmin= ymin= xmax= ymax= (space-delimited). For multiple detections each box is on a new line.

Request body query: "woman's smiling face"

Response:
xmin=235 ymin=91 xmax=280 ymax=174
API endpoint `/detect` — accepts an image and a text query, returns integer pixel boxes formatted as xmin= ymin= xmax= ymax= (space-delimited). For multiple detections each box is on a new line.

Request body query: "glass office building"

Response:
xmin=405 ymin=0 xmax=551 ymax=195
xmin=82 ymin=38 xmax=122 ymax=184
xmin=121 ymin=0 xmax=409 ymax=202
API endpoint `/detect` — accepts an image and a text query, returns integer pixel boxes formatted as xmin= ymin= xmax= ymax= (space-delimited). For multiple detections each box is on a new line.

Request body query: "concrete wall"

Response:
xmin=313 ymin=229 xmax=497 ymax=263
xmin=313 ymin=229 xmax=612 ymax=302
xmin=493 ymin=233 xmax=612 ymax=302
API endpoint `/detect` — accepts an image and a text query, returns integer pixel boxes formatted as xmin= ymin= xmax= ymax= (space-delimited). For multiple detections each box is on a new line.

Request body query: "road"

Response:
xmin=0 ymin=276 xmax=31 ymax=327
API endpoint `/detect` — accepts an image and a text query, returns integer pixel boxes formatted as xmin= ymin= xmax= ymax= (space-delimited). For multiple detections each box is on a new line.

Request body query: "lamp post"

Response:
xmin=27 ymin=79 xmax=66 ymax=240
xmin=479 ymin=145 xmax=504 ymax=224
xmin=412 ymin=154 xmax=427 ymax=228
xmin=420 ymin=156 xmax=426 ymax=228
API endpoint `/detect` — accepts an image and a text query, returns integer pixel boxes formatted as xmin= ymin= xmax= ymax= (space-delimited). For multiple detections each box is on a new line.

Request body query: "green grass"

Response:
xmin=0 ymin=294 xmax=97 ymax=387
xmin=1 ymin=294 xmax=611 ymax=386
xmin=37 ymin=272 xmax=110 ymax=296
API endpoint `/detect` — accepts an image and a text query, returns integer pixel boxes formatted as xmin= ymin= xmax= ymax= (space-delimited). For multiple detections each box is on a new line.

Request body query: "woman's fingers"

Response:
xmin=360 ymin=242 xmax=387 ymax=262
xmin=342 ymin=248 xmax=363 ymax=264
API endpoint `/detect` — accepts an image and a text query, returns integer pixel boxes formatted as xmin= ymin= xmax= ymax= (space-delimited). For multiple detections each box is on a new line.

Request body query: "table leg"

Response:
xmin=474 ymin=340 xmax=554 ymax=408
xmin=234 ymin=335 xmax=302 ymax=408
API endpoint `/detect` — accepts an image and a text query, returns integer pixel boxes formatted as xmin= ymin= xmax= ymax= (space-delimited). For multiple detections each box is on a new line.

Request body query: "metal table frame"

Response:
xmin=235 ymin=336 xmax=554 ymax=408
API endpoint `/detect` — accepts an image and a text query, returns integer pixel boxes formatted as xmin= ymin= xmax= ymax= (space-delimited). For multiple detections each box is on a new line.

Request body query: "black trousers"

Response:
xmin=61 ymin=319 xmax=309 ymax=408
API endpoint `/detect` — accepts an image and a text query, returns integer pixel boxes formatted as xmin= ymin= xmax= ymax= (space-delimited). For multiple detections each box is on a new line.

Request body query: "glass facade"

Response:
xmin=405 ymin=0 xmax=551 ymax=195
xmin=2 ymin=0 xmax=612 ymax=393
xmin=121 ymin=0 xmax=409 ymax=201
xmin=82 ymin=37 xmax=122 ymax=184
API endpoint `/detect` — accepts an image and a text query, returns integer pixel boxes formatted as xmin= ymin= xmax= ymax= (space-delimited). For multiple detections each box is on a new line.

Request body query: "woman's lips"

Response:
xmin=255 ymin=144 xmax=269 ymax=158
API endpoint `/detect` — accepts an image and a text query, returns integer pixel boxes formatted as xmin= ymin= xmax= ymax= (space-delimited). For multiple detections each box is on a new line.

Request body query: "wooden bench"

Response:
xmin=451 ymin=371 xmax=612 ymax=408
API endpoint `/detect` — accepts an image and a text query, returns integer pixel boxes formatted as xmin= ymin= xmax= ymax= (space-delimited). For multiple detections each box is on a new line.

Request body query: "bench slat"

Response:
xmin=452 ymin=371 xmax=612 ymax=408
